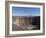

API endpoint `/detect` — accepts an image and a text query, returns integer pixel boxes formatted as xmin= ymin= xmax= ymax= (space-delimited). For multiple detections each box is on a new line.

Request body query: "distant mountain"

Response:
xmin=12 ymin=16 xmax=39 ymax=18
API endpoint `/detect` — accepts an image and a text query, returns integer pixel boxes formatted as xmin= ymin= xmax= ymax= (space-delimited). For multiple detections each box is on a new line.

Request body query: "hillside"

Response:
xmin=12 ymin=16 xmax=40 ymax=31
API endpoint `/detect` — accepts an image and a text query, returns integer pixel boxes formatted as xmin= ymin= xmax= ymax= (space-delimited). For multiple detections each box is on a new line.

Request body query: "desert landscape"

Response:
xmin=12 ymin=7 xmax=40 ymax=31
xmin=12 ymin=16 xmax=40 ymax=31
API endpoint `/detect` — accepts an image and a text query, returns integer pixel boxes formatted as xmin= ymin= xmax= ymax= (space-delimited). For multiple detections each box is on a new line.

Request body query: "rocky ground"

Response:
xmin=12 ymin=24 xmax=40 ymax=31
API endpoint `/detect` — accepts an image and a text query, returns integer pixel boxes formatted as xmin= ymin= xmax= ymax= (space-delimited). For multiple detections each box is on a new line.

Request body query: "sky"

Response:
xmin=12 ymin=7 xmax=40 ymax=16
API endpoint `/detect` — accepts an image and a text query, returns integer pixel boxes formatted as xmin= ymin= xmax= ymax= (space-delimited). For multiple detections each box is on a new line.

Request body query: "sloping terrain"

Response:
xmin=12 ymin=16 xmax=40 ymax=31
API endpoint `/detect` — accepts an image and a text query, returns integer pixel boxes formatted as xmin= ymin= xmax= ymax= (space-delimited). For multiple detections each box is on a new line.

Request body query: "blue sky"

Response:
xmin=12 ymin=7 xmax=40 ymax=16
